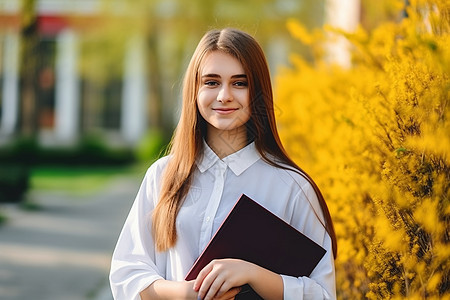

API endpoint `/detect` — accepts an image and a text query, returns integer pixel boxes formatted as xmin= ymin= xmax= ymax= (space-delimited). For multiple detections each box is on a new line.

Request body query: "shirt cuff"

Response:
xmin=281 ymin=274 xmax=332 ymax=300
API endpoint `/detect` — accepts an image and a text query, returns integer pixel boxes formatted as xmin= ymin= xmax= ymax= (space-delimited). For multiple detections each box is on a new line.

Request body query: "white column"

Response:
xmin=54 ymin=29 xmax=79 ymax=143
xmin=121 ymin=35 xmax=147 ymax=145
xmin=0 ymin=32 xmax=20 ymax=136
xmin=325 ymin=0 xmax=360 ymax=68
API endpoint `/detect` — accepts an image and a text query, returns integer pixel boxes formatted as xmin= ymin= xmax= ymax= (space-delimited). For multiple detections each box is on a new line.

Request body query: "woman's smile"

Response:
xmin=212 ymin=107 xmax=239 ymax=115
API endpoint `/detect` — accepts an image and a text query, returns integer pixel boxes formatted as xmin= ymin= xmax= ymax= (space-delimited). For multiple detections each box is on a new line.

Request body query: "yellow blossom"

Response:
xmin=276 ymin=0 xmax=449 ymax=298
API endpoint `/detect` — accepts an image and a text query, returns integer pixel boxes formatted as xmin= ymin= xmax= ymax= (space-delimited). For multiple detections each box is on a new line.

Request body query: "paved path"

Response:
xmin=0 ymin=175 xmax=141 ymax=300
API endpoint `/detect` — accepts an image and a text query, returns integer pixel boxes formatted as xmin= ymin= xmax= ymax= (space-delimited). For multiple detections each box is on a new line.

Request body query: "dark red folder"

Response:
xmin=185 ymin=194 xmax=326 ymax=298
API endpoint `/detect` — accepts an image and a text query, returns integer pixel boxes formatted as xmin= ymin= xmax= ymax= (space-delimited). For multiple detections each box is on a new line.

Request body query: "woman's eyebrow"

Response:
xmin=201 ymin=73 xmax=247 ymax=79
xmin=201 ymin=74 xmax=221 ymax=79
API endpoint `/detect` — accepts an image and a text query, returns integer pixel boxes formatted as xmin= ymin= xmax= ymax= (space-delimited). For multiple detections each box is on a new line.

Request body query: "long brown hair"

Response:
xmin=152 ymin=28 xmax=337 ymax=258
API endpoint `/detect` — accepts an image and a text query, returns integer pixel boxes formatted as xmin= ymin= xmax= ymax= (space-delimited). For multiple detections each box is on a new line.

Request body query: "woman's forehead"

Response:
xmin=199 ymin=51 xmax=245 ymax=76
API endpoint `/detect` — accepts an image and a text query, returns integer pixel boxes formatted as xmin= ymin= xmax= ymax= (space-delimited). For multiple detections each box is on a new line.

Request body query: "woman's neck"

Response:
xmin=206 ymin=126 xmax=248 ymax=159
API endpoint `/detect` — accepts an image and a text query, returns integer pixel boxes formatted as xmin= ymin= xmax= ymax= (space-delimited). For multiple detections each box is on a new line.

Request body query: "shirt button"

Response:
xmin=206 ymin=216 xmax=211 ymax=223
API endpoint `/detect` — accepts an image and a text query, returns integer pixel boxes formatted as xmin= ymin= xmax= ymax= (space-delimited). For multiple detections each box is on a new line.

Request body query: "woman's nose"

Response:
xmin=217 ymin=85 xmax=233 ymax=102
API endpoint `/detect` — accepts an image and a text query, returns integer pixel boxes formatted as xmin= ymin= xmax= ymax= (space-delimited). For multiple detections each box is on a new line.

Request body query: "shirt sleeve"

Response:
xmin=281 ymin=180 xmax=337 ymax=300
xmin=109 ymin=162 xmax=166 ymax=300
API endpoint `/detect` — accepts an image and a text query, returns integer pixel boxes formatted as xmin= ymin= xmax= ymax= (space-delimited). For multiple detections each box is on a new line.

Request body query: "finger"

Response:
xmin=214 ymin=281 xmax=235 ymax=298
xmin=194 ymin=263 xmax=214 ymax=291
xmin=198 ymin=269 xmax=223 ymax=299
xmin=214 ymin=286 xmax=242 ymax=300
xmin=201 ymin=273 xmax=225 ymax=300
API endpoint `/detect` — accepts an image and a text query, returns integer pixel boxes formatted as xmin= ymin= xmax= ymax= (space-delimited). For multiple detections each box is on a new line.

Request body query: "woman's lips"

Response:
xmin=213 ymin=108 xmax=238 ymax=115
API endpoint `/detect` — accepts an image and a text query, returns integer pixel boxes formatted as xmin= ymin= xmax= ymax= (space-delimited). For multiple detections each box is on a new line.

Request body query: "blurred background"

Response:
xmin=0 ymin=0 xmax=448 ymax=299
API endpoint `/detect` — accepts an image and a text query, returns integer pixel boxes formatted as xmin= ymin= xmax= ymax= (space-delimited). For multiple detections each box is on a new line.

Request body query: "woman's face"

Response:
xmin=197 ymin=51 xmax=251 ymax=140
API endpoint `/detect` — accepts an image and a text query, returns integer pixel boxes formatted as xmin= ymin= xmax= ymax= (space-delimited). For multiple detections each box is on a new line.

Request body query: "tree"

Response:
xmin=19 ymin=0 xmax=39 ymax=136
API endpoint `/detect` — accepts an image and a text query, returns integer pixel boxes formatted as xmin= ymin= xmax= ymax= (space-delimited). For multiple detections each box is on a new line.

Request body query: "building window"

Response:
xmin=80 ymin=77 xmax=123 ymax=133
xmin=102 ymin=78 xmax=122 ymax=130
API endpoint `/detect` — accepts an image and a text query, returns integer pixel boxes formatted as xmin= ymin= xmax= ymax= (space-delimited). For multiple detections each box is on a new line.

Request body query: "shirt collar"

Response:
xmin=197 ymin=140 xmax=261 ymax=176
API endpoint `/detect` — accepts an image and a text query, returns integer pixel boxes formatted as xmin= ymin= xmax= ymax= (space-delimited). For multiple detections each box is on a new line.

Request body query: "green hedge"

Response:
xmin=0 ymin=139 xmax=33 ymax=203
xmin=0 ymin=163 xmax=30 ymax=203
xmin=0 ymin=136 xmax=137 ymax=203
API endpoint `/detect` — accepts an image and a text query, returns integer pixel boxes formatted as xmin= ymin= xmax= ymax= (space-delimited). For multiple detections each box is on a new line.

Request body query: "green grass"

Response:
xmin=30 ymin=165 xmax=141 ymax=195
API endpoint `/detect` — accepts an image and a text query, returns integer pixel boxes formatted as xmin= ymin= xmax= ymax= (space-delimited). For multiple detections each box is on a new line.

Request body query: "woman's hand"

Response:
xmin=141 ymin=278 xmax=241 ymax=300
xmin=193 ymin=258 xmax=253 ymax=300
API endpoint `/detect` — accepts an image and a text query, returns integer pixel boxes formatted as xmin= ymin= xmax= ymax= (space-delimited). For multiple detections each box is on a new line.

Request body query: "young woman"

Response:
xmin=110 ymin=28 xmax=337 ymax=300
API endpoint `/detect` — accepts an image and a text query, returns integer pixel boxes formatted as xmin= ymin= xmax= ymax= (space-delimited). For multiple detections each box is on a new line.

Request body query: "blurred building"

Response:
xmin=0 ymin=0 xmax=360 ymax=148
xmin=0 ymin=0 xmax=147 ymax=147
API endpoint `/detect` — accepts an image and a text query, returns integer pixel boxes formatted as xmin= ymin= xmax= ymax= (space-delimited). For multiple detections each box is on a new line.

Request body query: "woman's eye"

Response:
xmin=204 ymin=81 xmax=219 ymax=86
xmin=234 ymin=81 xmax=248 ymax=87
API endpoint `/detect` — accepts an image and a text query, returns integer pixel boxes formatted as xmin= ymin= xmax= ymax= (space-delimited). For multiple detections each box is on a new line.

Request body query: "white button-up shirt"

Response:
xmin=110 ymin=142 xmax=336 ymax=299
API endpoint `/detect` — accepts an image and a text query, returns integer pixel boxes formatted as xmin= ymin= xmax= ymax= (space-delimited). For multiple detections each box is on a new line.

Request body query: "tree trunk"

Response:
xmin=19 ymin=0 xmax=39 ymax=137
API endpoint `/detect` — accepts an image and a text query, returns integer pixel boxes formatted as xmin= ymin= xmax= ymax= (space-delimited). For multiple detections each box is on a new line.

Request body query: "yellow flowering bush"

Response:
xmin=276 ymin=1 xmax=449 ymax=299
